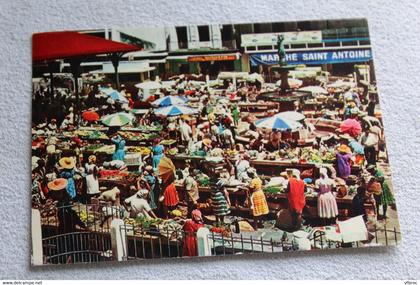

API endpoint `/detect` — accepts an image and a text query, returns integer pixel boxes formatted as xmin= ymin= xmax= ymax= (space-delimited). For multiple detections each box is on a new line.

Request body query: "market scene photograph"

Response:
xmin=31 ymin=18 xmax=401 ymax=265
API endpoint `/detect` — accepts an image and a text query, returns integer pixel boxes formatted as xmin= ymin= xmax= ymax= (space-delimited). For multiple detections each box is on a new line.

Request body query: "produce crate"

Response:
xmin=124 ymin=153 xmax=142 ymax=166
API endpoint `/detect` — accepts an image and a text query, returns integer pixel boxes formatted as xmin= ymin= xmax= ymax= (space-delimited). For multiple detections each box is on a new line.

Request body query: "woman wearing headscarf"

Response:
xmin=111 ymin=133 xmax=126 ymax=162
xmin=151 ymin=138 xmax=165 ymax=170
xmin=285 ymin=169 xmax=306 ymax=231
xmin=315 ymin=168 xmax=338 ymax=225
xmin=143 ymin=165 xmax=159 ymax=210
xmin=182 ymin=209 xmax=204 ymax=257
xmin=85 ymin=155 xmax=100 ymax=203
xmin=249 ymin=170 xmax=269 ymax=229
xmin=335 ymin=144 xmax=352 ymax=179
xmin=162 ymin=176 xmax=179 ymax=218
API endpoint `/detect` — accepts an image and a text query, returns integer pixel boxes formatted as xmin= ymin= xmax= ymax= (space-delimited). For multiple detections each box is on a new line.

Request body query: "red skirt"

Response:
xmin=164 ymin=183 xmax=179 ymax=207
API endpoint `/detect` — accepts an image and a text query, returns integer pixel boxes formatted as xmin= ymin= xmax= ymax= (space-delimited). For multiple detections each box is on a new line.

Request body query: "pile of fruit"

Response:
xmin=119 ymin=131 xmax=144 ymax=141
xmin=79 ymin=210 xmax=96 ymax=225
xmin=125 ymin=146 xmax=151 ymax=155
xmin=210 ymin=224 xmax=232 ymax=237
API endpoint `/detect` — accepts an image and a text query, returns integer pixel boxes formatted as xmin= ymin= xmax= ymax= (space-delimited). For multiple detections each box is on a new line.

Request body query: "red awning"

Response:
xmin=33 ymin=31 xmax=141 ymax=62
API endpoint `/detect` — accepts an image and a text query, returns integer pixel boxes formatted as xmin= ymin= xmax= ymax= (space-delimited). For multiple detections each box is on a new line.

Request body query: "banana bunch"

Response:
xmin=124 ymin=217 xmax=136 ymax=226
xmin=79 ymin=210 xmax=95 ymax=223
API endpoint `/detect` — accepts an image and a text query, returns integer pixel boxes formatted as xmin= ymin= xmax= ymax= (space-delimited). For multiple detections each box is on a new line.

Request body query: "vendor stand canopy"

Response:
xmin=275 ymin=111 xmax=306 ymax=122
xmin=101 ymin=112 xmax=135 ymax=127
xmin=298 ymin=86 xmax=328 ymax=95
xmin=100 ymin=88 xmax=129 ymax=104
xmin=135 ymin=81 xmax=162 ymax=90
xmin=151 ymin=95 xmax=189 ymax=107
xmin=255 ymin=115 xmax=302 ymax=131
xmin=275 ymin=78 xmax=303 ymax=89
xmin=327 ymin=80 xmax=356 ymax=89
xmin=244 ymin=73 xmax=264 ymax=84
xmin=32 ymin=31 xmax=141 ymax=116
xmin=154 ymin=105 xmax=198 ymax=117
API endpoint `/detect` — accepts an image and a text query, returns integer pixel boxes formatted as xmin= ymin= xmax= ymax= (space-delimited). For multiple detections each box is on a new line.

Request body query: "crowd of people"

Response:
xmin=31 ymin=71 xmax=396 ymax=256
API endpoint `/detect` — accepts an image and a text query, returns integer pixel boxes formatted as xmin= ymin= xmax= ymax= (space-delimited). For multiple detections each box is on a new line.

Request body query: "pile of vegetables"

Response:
xmin=160 ymin=139 xmax=177 ymax=146
xmin=167 ymin=148 xmax=179 ymax=155
xmin=136 ymin=125 xmax=163 ymax=132
xmin=197 ymin=176 xmax=210 ymax=187
xmin=74 ymin=130 xmax=108 ymax=140
xmin=263 ymin=186 xmax=283 ymax=194
xmin=123 ymin=216 xmax=164 ymax=229
xmin=84 ymin=144 xmax=105 ymax=152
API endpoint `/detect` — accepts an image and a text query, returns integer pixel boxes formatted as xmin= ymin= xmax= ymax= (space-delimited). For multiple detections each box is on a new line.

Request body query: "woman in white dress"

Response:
xmin=315 ymin=168 xmax=339 ymax=225
xmin=85 ymin=155 xmax=100 ymax=203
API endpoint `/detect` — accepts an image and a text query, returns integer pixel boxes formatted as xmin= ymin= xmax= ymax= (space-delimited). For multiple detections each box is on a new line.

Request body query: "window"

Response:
xmin=291 ymin=43 xmax=306 ymax=49
xmin=198 ymin=25 xmax=210 ymax=42
xmin=176 ymin=26 xmax=188 ymax=49
xmin=254 ymin=23 xmax=272 ymax=33
xmin=308 ymin=43 xmax=323 ymax=48
xmin=221 ymin=25 xmax=234 ymax=41
xmin=272 ymin=22 xmax=285 ymax=33
xmin=342 ymin=41 xmax=358 ymax=46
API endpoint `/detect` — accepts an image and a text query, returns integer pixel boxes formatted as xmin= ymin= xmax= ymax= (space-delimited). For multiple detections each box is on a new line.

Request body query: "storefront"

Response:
xmin=166 ymin=53 xmax=242 ymax=79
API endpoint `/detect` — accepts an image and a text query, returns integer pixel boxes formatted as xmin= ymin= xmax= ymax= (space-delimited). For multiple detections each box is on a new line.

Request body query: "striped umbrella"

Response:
xmin=154 ymin=105 xmax=198 ymax=117
xmin=101 ymin=112 xmax=135 ymax=127
xmin=255 ymin=115 xmax=302 ymax=131
xmin=151 ymin=95 xmax=189 ymax=107
xmin=100 ymin=88 xmax=128 ymax=104
xmin=275 ymin=111 xmax=305 ymax=122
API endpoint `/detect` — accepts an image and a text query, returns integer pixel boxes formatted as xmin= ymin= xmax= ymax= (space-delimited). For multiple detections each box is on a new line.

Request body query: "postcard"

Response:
xmin=31 ymin=18 xmax=400 ymax=265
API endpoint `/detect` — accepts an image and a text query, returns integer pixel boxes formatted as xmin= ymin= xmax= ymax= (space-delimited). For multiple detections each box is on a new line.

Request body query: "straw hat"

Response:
xmin=59 ymin=157 xmax=76 ymax=169
xmin=337 ymin=144 xmax=352 ymax=154
xmin=88 ymin=155 xmax=96 ymax=164
xmin=47 ymin=178 xmax=68 ymax=191
xmin=202 ymin=138 xmax=212 ymax=147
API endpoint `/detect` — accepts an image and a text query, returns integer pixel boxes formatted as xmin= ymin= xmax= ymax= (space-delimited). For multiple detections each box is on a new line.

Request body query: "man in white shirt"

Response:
xmin=124 ymin=189 xmax=157 ymax=219
xmin=180 ymin=119 xmax=192 ymax=144
xmin=360 ymin=128 xmax=378 ymax=166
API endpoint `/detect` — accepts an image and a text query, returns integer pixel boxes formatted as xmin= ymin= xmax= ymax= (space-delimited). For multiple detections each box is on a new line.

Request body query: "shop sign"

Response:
xmin=241 ymin=31 xmax=322 ymax=47
xmin=249 ymin=49 xmax=372 ymax=66
xmin=187 ymin=54 xmax=237 ymax=62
